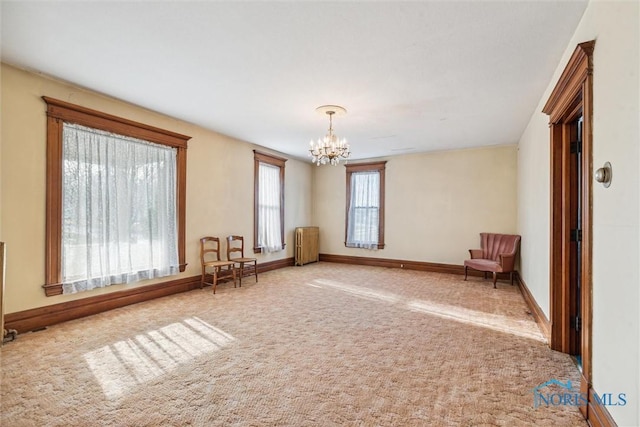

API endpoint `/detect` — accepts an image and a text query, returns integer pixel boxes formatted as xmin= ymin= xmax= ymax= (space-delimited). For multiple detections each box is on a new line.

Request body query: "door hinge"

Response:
xmin=570 ymin=229 xmax=582 ymax=242
xmin=575 ymin=316 xmax=582 ymax=332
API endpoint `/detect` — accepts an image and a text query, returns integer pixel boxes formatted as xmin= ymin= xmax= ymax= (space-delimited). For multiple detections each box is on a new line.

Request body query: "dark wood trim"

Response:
xmin=253 ymin=150 xmax=287 ymax=253
xmin=515 ymin=273 xmax=551 ymax=341
xmin=542 ymin=41 xmax=595 ymax=122
xmin=7 ymin=257 xmax=294 ymax=334
xmin=7 ymin=275 xmax=201 ymax=334
xmin=258 ymin=257 xmax=295 ymax=273
xmin=321 ymin=253 xmax=460 ymax=274
xmin=581 ymin=55 xmax=594 ymax=393
xmin=44 ymin=116 xmax=63 ymax=295
xmin=344 ymin=161 xmax=387 ymax=249
xmin=42 ymin=96 xmax=190 ymax=148
xmin=253 ymin=150 xmax=288 ymax=165
xmin=587 ymin=382 xmax=619 ymax=427
xmin=177 ymin=147 xmax=188 ymax=273
xmin=319 ymin=253 xmax=516 ymax=281
xmin=544 ymin=41 xmax=594 ymax=424
xmin=42 ymin=97 xmax=191 ymax=296
xmin=344 ymin=161 xmax=388 ymax=173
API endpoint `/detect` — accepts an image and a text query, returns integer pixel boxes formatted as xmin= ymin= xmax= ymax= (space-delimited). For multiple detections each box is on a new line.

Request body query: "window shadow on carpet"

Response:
xmin=83 ymin=316 xmax=234 ymax=400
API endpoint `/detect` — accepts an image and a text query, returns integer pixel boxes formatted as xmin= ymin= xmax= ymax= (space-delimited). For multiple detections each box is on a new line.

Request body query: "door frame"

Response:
xmin=542 ymin=40 xmax=594 ymax=419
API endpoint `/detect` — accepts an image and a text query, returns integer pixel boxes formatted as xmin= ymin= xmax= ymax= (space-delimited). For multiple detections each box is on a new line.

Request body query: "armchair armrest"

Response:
xmin=498 ymin=253 xmax=516 ymax=271
xmin=469 ymin=249 xmax=483 ymax=259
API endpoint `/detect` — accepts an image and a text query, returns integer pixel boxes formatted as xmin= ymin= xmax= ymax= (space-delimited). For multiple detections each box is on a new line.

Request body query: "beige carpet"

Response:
xmin=1 ymin=263 xmax=586 ymax=426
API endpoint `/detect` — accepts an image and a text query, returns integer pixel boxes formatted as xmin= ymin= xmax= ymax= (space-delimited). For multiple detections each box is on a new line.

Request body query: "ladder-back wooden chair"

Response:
xmin=226 ymin=235 xmax=258 ymax=286
xmin=200 ymin=236 xmax=236 ymax=294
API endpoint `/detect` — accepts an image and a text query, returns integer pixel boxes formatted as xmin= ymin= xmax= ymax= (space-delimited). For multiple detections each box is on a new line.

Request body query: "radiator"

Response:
xmin=295 ymin=227 xmax=319 ymax=266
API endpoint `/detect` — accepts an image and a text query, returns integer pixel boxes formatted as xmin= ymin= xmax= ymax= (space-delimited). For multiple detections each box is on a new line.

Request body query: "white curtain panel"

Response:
xmin=347 ymin=171 xmax=380 ymax=249
xmin=61 ymin=123 xmax=179 ymax=294
xmin=258 ymin=162 xmax=283 ymax=253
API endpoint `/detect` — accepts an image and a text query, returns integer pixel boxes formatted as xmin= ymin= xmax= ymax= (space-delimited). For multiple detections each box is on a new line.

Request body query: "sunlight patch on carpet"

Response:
xmin=312 ymin=279 xmax=401 ymax=304
xmin=311 ymin=278 xmax=544 ymax=342
xmin=83 ymin=316 xmax=234 ymax=400
xmin=406 ymin=300 xmax=544 ymax=341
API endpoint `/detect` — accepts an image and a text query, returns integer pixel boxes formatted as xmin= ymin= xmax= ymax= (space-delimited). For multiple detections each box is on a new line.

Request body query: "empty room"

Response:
xmin=1 ymin=1 xmax=638 ymax=426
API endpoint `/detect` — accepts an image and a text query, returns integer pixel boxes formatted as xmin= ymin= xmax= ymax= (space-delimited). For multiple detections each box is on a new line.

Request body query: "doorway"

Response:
xmin=543 ymin=40 xmax=594 ymax=420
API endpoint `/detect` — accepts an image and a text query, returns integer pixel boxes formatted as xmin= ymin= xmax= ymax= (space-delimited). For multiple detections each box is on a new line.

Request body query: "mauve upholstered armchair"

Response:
xmin=464 ymin=233 xmax=521 ymax=288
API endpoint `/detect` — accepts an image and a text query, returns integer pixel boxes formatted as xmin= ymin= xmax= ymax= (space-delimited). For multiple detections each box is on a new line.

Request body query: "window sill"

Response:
xmin=345 ymin=243 xmax=385 ymax=250
xmin=253 ymin=244 xmax=286 ymax=254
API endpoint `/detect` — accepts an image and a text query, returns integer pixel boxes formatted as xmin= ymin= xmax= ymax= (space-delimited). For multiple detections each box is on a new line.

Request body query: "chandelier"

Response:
xmin=309 ymin=105 xmax=351 ymax=166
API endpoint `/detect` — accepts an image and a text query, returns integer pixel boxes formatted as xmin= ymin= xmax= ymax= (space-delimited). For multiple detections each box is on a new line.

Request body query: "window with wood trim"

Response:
xmin=345 ymin=161 xmax=386 ymax=249
xmin=253 ymin=151 xmax=286 ymax=253
xmin=43 ymin=97 xmax=190 ymax=296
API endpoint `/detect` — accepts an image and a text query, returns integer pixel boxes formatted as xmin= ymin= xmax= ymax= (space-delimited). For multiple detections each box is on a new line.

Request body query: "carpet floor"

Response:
xmin=1 ymin=263 xmax=587 ymax=426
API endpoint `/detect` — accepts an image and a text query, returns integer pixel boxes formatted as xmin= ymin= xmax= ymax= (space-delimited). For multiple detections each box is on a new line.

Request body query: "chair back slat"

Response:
xmin=201 ymin=236 xmax=223 ymax=263
xmin=227 ymin=235 xmax=245 ymax=260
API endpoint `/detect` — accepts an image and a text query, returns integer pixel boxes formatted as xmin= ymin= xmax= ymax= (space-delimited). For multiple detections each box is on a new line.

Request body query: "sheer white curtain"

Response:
xmin=61 ymin=123 xmax=179 ymax=294
xmin=347 ymin=171 xmax=380 ymax=249
xmin=258 ymin=162 xmax=283 ymax=252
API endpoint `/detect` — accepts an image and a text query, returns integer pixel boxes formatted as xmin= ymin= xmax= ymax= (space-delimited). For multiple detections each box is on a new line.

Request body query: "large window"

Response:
xmin=253 ymin=151 xmax=286 ymax=253
xmin=43 ymin=97 xmax=190 ymax=296
xmin=345 ymin=161 xmax=386 ymax=249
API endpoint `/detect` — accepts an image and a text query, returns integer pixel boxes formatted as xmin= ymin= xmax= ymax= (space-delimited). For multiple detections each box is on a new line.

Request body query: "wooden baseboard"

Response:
xmin=5 ymin=275 xmax=201 ymax=334
xmin=4 ymin=257 xmax=295 ymax=334
xmin=588 ymin=387 xmax=619 ymax=427
xmin=320 ymin=253 xmax=465 ymax=275
xmin=319 ymin=253 xmax=515 ymax=280
xmin=258 ymin=257 xmax=295 ymax=273
xmin=515 ymin=273 xmax=551 ymax=341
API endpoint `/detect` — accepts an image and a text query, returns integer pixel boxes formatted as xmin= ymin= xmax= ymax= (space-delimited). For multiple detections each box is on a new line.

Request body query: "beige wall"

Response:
xmin=517 ymin=1 xmax=639 ymax=425
xmin=314 ymin=145 xmax=518 ymax=264
xmin=0 ymin=63 xmax=313 ymax=314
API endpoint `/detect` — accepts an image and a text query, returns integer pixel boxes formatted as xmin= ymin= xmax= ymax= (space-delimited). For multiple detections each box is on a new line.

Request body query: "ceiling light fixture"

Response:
xmin=309 ymin=105 xmax=350 ymax=166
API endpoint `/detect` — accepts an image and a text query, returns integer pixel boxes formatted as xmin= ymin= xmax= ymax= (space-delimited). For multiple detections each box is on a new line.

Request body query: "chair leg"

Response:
xmin=238 ymin=263 xmax=243 ymax=287
xmin=254 ymin=261 xmax=258 ymax=283
xmin=510 ymin=271 xmax=514 ymax=286
xmin=200 ymin=270 xmax=205 ymax=289
xmin=213 ymin=269 xmax=218 ymax=294
xmin=492 ymin=272 xmax=498 ymax=289
xmin=464 ymin=266 xmax=468 ymax=281
xmin=232 ymin=266 xmax=237 ymax=288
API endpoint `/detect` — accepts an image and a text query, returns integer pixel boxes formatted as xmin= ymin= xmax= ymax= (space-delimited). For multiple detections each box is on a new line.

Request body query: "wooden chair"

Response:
xmin=200 ymin=237 xmax=236 ymax=294
xmin=226 ymin=235 xmax=258 ymax=286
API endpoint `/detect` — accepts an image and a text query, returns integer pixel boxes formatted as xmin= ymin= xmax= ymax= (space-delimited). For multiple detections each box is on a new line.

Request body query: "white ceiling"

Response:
xmin=1 ymin=1 xmax=588 ymax=161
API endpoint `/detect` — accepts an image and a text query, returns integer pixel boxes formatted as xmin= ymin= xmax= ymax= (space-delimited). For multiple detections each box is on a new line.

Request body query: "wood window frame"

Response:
xmin=542 ymin=40 xmax=594 ymax=419
xmin=344 ymin=161 xmax=387 ymax=249
xmin=42 ymin=97 xmax=190 ymax=297
xmin=253 ymin=150 xmax=287 ymax=253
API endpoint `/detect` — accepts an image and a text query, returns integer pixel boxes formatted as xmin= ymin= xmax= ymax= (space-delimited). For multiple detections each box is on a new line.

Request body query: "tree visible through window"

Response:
xmin=253 ymin=151 xmax=286 ymax=253
xmin=345 ymin=161 xmax=386 ymax=249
